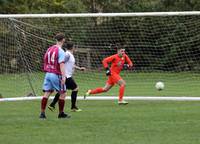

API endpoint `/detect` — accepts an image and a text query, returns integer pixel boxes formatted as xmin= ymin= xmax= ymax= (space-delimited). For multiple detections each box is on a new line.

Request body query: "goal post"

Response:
xmin=0 ymin=12 xmax=200 ymax=98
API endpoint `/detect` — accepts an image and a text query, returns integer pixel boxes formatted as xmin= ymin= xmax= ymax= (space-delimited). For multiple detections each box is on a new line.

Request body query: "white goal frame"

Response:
xmin=1 ymin=11 xmax=200 ymax=102
xmin=1 ymin=11 xmax=200 ymax=18
xmin=1 ymin=96 xmax=200 ymax=102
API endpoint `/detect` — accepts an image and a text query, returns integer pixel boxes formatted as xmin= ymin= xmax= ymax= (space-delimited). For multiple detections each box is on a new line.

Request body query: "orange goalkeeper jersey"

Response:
xmin=102 ymin=54 xmax=133 ymax=74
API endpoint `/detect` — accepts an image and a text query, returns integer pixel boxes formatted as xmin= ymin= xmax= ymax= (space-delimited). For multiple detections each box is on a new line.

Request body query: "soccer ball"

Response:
xmin=155 ymin=81 xmax=164 ymax=91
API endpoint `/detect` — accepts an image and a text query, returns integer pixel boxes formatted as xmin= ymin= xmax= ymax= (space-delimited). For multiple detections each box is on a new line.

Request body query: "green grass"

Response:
xmin=0 ymin=100 xmax=200 ymax=144
xmin=1 ymin=71 xmax=200 ymax=144
xmin=0 ymin=71 xmax=200 ymax=97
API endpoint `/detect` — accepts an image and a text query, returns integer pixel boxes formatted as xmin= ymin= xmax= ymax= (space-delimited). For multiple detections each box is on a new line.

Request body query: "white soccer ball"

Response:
xmin=155 ymin=81 xmax=164 ymax=91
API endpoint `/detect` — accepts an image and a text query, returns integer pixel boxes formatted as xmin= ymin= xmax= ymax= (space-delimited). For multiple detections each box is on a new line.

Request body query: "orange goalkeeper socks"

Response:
xmin=90 ymin=88 xmax=105 ymax=94
xmin=119 ymin=85 xmax=125 ymax=101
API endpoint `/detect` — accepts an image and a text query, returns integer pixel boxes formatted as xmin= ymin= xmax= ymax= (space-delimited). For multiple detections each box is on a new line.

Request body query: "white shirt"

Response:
xmin=64 ymin=50 xmax=75 ymax=78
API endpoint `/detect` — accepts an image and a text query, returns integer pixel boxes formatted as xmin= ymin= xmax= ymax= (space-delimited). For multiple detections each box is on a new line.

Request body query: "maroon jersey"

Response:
xmin=43 ymin=45 xmax=65 ymax=75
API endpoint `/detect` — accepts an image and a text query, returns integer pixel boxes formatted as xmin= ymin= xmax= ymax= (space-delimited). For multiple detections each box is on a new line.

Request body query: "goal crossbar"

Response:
xmin=1 ymin=11 xmax=200 ymax=18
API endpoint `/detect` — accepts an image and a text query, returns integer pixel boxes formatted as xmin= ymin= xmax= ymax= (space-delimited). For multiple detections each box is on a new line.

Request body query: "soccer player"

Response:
xmin=84 ymin=44 xmax=133 ymax=105
xmin=48 ymin=41 xmax=86 ymax=112
xmin=39 ymin=33 xmax=70 ymax=119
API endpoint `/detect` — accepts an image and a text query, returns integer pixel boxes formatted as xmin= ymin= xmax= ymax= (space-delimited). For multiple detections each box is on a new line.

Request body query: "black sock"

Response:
xmin=50 ymin=93 xmax=60 ymax=107
xmin=71 ymin=91 xmax=78 ymax=109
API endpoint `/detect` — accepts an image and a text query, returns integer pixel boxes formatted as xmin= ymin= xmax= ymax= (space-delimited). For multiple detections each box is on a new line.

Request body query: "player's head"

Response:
xmin=63 ymin=41 xmax=75 ymax=51
xmin=114 ymin=44 xmax=125 ymax=57
xmin=54 ymin=33 xmax=65 ymax=44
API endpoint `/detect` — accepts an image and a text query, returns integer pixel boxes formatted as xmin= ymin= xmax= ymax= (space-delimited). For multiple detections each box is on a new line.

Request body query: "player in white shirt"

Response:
xmin=48 ymin=41 xmax=86 ymax=112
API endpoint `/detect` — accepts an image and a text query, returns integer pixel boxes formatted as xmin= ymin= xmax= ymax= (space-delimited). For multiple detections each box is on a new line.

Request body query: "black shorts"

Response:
xmin=65 ymin=77 xmax=77 ymax=90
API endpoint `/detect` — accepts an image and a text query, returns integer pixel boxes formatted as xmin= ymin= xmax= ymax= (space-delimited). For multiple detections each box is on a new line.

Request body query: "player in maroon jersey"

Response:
xmin=39 ymin=33 xmax=70 ymax=119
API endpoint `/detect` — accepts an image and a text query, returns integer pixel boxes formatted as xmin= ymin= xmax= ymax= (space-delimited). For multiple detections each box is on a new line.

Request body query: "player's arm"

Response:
xmin=124 ymin=54 xmax=133 ymax=69
xmin=59 ymin=49 xmax=68 ymax=84
xmin=102 ymin=55 xmax=115 ymax=76
xmin=75 ymin=65 xmax=86 ymax=71
xmin=60 ymin=62 xmax=66 ymax=84
xmin=102 ymin=55 xmax=115 ymax=68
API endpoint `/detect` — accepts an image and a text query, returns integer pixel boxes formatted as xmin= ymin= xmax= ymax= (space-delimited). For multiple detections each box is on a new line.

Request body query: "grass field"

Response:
xmin=1 ymin=71 xmax=200 ymax=144
xmin=0 ymin=71 xmax=200 ymax=97
xmin=0 ymin=100 xmax=200 ymax=144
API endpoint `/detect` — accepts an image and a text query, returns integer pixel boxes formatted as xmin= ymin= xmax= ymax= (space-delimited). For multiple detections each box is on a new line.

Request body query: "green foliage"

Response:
xmin=1 ymin=1 xmax=200 ymax=73
xmin=159 ymin=0 xmax=200 ymax=11
xmin=0 ymin=0 xmax=87 ymax=14
xmin=1 ymin=0 xmax=200 ymax=14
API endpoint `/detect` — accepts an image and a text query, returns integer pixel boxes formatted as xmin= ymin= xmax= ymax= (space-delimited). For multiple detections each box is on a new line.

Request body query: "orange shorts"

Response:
xmin=106 ymin=73 xmax=122 ymax=85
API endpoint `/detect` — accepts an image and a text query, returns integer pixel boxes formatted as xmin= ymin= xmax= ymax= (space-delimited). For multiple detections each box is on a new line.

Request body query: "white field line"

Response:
xmin=1 ymin=96 xmax=200 ymax=102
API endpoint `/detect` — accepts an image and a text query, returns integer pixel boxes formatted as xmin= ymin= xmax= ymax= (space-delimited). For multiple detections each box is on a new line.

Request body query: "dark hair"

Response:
xmin=62 ymin=41 xmax=74 ymax=50
xmin=54 ymin=33 xmax=65 ymax=42
xmin=111 ymin=43 xmax=122 ymax=51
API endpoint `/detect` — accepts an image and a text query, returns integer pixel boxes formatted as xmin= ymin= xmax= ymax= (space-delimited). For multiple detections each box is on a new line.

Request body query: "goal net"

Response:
xmin=0 ymin=12 xmax=200 ymax=98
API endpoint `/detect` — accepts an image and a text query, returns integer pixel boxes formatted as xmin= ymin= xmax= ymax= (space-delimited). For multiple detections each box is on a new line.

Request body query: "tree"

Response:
xmin=0 ymin=0 xmax=87 ymax=14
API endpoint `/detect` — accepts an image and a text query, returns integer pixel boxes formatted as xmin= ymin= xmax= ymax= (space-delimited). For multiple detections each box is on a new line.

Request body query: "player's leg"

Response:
xmin=66 ymin=77 xmax=81 ymax=112
xmin=41 ymin=92 xmax=51 ymax=112
xmin=58 ymin=92 xmax=71 ymax=118
xmin=84 ymin=75 xmax=114 ymax=98
xmin=48 ymin=76 xmax=69 ymax=111
xmin=48 ymin=92 xmax=60 ymax=111
xmin=44 ymin=74 xmax=69 ymax=118
xmin=48 ymin=74 xmax=62 ymax=112
xmin=40 ymin=91 xmax=52 ymax=119
xmin=56 ymin=76 xmax=70 ymax=118
xmin=71 ymin=87 xmax=82 ymax=112
xmin=40 ymin=73 xmax=53 ymax=119
xmin=110 ymin=73 xmax=128 ymax=104
xmin=84 ymin=83 xmax=113 ymax=99
xmin=116 ymin=79 xmax=128 ymax=105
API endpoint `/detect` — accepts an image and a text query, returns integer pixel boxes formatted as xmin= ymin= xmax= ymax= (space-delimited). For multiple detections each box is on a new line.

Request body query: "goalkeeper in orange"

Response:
xmin=84 ymin=44 xmax=133 ymax=105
